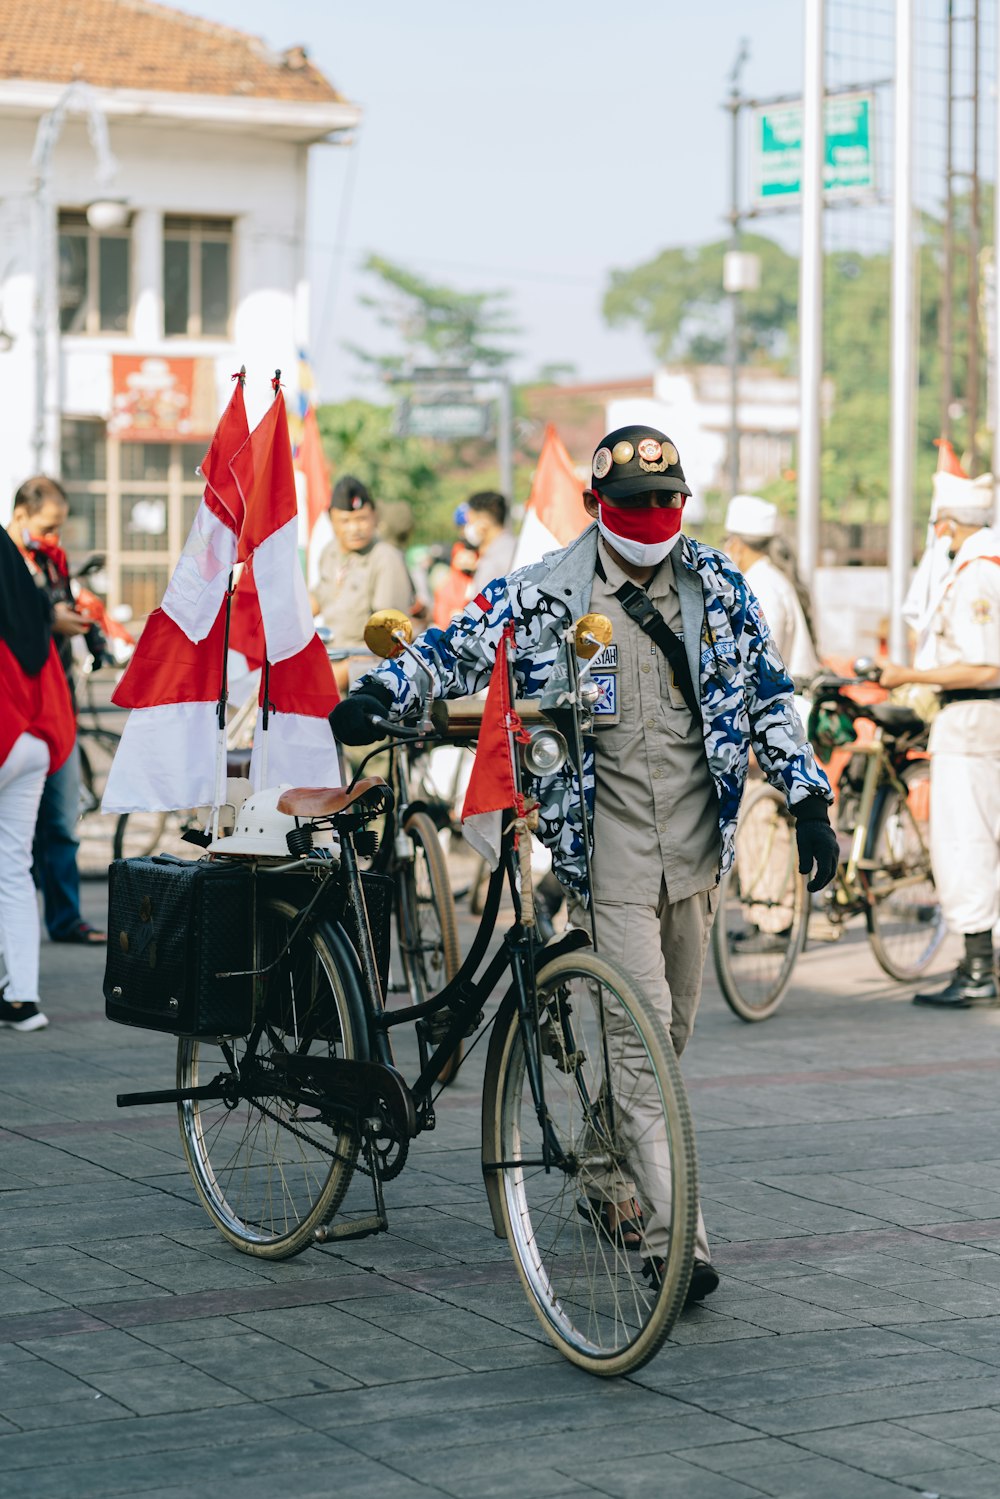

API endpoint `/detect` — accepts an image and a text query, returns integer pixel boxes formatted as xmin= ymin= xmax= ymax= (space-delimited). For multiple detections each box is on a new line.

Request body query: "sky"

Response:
xmin=169 ymin=0 xmax=804 ymax=402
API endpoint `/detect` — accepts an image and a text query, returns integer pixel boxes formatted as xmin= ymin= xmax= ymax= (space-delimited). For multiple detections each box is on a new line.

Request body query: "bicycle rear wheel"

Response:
xmin=866 ymin=761 xmax=945 ymax=980
xmin=397 ymin=810 xmax=463 ymax=1083
xmin=484 ymin=951 xmax=697 ymax=1376
xmin=177 ymin=897 xmax=364 ymax=1258
xmin=712 ymin=785 xmax=809 ymax=1021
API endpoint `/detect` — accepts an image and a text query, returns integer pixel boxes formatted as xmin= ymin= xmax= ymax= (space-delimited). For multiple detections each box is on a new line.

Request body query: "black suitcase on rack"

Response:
xmin=104 ymin=856 xmax=254 ymax=1037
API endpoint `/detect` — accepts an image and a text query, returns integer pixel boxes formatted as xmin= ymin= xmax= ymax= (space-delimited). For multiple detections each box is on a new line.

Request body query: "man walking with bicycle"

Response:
xmin=332 ymin=425 xmax=837 ymax=1305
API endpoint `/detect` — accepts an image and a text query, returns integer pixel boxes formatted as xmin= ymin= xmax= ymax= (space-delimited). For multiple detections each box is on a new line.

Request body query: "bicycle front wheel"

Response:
xmin=485 ymin=951 xmax=697 ymax=1377
xmin=397 ymin=810 xmax=463 ymax=1083
xmin=712 ymin=785 xmax=809 ymax=1021
xmin=866 ymin=761 xmax=945 ymax=981
xmin=178 ymin=897 xmax=364 ymax=1258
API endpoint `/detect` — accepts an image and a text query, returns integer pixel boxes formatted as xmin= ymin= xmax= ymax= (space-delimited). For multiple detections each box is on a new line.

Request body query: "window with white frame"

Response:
xmin=163 ymin=216 xmax=233 ymax=337
xmin=58 ymin=210 xmax=131 ymax=334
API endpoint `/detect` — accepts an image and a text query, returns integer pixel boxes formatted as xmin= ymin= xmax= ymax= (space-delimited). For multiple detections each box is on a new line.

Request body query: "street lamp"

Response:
xmin=31 ymin=80 xmax=127 ymax=471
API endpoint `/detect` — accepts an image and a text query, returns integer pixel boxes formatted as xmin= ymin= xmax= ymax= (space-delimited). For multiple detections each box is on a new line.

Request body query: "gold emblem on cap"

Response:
xmin=611 ymin=440 xmax=634 ymax=465
xmin=663 ymin=441 xmax=679 ymax=466
xmin=637 ymin=438 xmax=662 ymax=463
xmin=592 ymin=446 xmax=613 ymax=480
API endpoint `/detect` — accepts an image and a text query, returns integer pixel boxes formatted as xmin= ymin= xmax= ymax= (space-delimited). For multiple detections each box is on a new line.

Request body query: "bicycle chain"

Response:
xmin=246 ymin=1093 xmax=374 ymax=1179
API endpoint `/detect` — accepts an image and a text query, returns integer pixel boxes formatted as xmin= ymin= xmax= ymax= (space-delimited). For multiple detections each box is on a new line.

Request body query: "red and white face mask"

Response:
xmin=596 ymin=495 xmax=685 ymax=567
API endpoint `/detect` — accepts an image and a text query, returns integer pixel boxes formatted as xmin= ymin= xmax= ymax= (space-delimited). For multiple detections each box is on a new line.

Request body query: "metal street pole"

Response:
xmin=726 ymin=41 xmax=749 ymax=499
xmin=798 ymin=0 xmax=825 ymax=586
xmin=30 ymin=81 xmax=120 ymax=473
xmin=496 ymin=375 xmax=514 ymax=503
xmin=994 ymin=8 xmax=1000 ymax=487
xmin=888 ymin=0 xmax=916 ymax=661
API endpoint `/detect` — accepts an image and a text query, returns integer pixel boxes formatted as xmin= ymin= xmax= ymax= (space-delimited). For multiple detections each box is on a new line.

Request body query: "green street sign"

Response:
xmin=751 ymin=91 xmax=875 ymax=206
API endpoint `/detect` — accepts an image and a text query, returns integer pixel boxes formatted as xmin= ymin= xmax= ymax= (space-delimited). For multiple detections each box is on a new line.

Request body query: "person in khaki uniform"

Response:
xmin=332 ymin=425 xmax=838 ymax=1304
xmin=314 ymin=476 xmax=415 ymax=693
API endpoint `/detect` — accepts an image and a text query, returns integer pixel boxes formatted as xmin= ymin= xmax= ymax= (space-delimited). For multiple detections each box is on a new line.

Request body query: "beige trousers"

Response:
xmin=575 ymin=883 xmax=715 ymax=1262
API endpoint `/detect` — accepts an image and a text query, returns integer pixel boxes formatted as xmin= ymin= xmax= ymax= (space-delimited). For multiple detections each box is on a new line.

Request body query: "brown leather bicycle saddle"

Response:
xmin=277 ymin=776 xmax=389 ymax=818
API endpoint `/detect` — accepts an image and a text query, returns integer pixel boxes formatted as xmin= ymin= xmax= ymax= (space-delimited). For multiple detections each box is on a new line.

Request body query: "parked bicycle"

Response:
xmin=109 ymin=612 xmax=698 ymax=1375
xmin=712 ymin=659 xmax=945 ymax=1021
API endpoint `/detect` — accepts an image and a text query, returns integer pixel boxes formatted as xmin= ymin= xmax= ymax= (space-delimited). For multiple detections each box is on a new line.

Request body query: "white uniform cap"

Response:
xmin=724 ymin=493 xmax=779 ymax=540
xmin=930 ymin=470 xmax=996 ymax=526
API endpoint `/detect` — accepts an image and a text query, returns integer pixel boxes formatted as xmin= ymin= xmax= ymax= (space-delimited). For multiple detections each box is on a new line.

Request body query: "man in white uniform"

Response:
xmin=880 ymin=473 xmax=1000 ymax=1007
xmin=722 ymin=494 xmax=820 ymax=681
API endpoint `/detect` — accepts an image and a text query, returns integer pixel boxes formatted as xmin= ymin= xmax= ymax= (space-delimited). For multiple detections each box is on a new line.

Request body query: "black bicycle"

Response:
xmin=114 ymin=615 xmax=698 ymax=1376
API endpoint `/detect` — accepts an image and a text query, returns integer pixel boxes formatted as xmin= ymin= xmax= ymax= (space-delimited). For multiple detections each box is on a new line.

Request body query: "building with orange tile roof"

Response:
xmin=0 ymin=0 xmax=360 ymax=614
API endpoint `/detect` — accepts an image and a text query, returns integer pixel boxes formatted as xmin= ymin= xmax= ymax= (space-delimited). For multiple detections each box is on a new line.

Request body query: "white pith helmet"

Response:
xmin=207 ymin=784 xmax=297 ymax=857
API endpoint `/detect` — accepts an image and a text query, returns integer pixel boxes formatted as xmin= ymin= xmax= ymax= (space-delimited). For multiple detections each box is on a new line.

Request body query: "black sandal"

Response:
xmin=577 ymin=1196 xmax=643 ymax=1251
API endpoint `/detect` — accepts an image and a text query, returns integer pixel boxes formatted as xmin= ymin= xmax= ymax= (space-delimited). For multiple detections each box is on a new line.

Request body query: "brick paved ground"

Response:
xmin=3 ymin=870 xmax=1000 ymax=1499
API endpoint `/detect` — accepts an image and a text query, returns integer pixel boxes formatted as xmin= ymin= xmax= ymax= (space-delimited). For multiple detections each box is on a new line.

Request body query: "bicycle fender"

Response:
xmin=312 ymin=917 xmax=377 ymax=1065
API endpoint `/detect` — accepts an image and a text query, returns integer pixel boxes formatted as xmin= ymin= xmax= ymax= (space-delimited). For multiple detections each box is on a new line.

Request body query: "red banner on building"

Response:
xmin=109 ymin=355 xmax=217 ymax=442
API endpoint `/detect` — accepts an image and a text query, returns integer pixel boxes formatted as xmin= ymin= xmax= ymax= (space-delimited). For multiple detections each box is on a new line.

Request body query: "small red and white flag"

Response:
xmin=511 ymin=423 xmax=590 ymax=569
xmin=460 ymin=626 xmax=522 ymax=869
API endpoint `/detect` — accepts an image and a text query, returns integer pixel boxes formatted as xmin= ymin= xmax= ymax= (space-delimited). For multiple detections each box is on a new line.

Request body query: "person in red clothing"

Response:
xmin=0 ymin=529 xmax=76 ymax=1031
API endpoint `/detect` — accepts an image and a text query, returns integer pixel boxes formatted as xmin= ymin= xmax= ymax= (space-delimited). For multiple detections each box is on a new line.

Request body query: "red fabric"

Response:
xmin=297 ymin=405 xmax=332 ymax=539
xmin=230 ymin=391 xmax=298 ymax=562
xmin=200 ymin=379 xmax=250 ymax=534
xmin=112 ymin=606 xmax=228 ymax=709
xmin=597 ymin=497 xmax=684 ymax=545
xmin=433 ymin=567 xmax=475 ymax=628
xmin=461 ymin=627 xmax=519 ymax=821
xmin=262 ymin=633 xmax=340 ymax=716
xmin=934 ymin=437 xmax=968 ymax=479
xmin=525 ymin=424 xmax=590 ymax=545
xmin=0 ymin=639 xmax=75 ymax=771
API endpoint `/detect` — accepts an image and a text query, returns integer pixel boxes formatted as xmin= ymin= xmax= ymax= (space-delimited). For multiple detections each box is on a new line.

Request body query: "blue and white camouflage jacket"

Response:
xmin=354 ymin=524 xmax=831 ymax=901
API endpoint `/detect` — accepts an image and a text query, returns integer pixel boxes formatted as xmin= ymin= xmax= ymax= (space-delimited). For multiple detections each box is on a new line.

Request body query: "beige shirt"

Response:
xmin=589 ymin=539 xmax=721 ymax=905
xmin=315 ymin=539 xmax=413 ymax=646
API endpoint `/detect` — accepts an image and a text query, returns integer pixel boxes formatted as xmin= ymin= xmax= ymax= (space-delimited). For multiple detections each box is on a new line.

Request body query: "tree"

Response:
xmin=602 ymin=209 xmax=989 ymax=533
xmin=602 ymin=233 xmax=799 ymax=366
xmin=350 ymin=254 xmax=519 ymax=375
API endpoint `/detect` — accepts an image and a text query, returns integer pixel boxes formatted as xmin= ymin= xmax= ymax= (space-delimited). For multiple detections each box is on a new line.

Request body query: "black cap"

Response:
xmin=590 ymin=425 xmax=691 ymax=500
xmin=331 ymin=475 xmax=373 ymax=512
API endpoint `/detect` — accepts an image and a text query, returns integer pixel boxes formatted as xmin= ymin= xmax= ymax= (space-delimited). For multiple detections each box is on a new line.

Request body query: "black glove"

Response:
xmin=329 ymin=683 xmax=393 ymax=746
xmin=792 ymin=795 xmax=839 ymax=892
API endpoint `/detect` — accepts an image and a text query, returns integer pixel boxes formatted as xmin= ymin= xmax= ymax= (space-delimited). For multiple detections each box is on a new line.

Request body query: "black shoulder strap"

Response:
xmin=595 ymin=555 xmax=700 ymax=719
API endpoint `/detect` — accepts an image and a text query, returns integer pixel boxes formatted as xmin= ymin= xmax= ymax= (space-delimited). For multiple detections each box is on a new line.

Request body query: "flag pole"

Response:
xmin=211 ymin=364 xmax=246 ymax=836
xmin=256 ymin=369 xmax=282 ymax=792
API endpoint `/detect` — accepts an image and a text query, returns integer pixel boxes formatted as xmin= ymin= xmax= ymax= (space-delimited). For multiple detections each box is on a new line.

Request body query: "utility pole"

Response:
xmin=725 ymin=39 xmax=750 ymax=499
xmin=888 ymin=0 xmax=916 ymax=661
xmin=798 ymin=0 xmax=825 ymax=585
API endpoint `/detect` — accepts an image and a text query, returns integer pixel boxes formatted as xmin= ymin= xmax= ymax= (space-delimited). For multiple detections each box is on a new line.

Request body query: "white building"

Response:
xmin=607 ymin=364 xmax=835 ymax=513
xmin=0 ymin=0 xmax=359 ymax=614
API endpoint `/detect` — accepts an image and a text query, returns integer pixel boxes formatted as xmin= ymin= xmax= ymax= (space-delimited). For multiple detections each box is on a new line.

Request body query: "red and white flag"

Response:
xmin=104 ymin=378 xmax=340 ymax=814
xmin=461 ymin=626 xmax=521 ymax=869
xmin=231 ymin=388 xmax=314 ymax=665
xmin=160 ymin=379 xmax=248 ymax=642
xmin=511 ymin=423 xmax=590 ymax=569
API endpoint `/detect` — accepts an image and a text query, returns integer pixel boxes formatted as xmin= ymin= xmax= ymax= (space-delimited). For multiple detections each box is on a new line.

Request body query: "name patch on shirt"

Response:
xmin=593 ymin=643 xmax=619 ymax=669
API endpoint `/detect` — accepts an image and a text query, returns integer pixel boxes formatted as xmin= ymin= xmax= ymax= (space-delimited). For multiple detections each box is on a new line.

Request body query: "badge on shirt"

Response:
xmin=591 ymin=673 xmax=618 ymax=719
xmin=973 ymin=597 xmax=995 ymax=625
